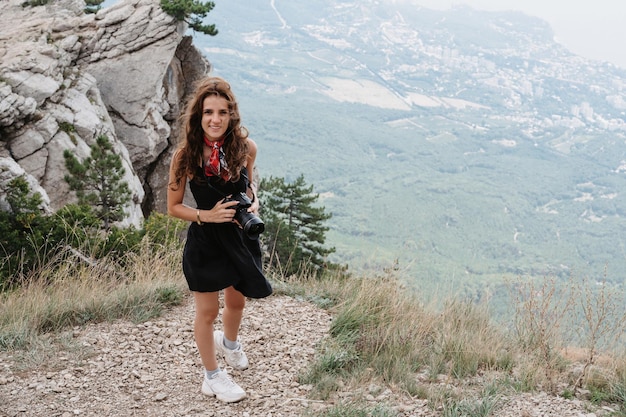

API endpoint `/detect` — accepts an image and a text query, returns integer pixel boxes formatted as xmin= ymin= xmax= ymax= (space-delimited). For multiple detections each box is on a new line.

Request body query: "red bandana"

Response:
xmin=203 ymin=136 xmax=230 ymax=180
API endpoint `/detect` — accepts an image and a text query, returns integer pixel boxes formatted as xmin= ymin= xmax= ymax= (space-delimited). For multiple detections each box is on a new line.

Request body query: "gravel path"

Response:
xmin=0 ymin=295 xmax=332 ymax=416
xmin=0 ymin=294 xmax=613 ymax=416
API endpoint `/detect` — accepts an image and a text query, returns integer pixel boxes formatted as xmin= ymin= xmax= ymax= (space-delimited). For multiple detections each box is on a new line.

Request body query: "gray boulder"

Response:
xmin=0 ymin=0 xmax=210 ymax=226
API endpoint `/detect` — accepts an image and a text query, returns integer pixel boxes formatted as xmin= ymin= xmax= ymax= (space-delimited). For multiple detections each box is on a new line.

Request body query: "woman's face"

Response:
xmin=201 ymin=94 xmax=231 ymax=141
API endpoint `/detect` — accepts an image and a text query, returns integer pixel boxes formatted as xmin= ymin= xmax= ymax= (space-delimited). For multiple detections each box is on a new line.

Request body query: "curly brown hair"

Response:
xmin=171 ymin=76 xmax=249 ymax=189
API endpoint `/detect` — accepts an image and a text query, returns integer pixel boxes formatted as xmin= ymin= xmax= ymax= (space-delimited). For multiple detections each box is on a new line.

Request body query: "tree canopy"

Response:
xmin=259 ymin=174 xmax=336 ymax=277
xmin=63 ymin=134 xmax=132 ymax=229
xmin=84 ymin=0 xmax=105 ymax=14
xmin=160 ymin=0 xmax=218 ymax=36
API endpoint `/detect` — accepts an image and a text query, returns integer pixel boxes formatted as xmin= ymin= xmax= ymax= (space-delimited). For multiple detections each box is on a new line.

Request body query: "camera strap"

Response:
xmin=204 ymin=178 xmax=228 ymax=199
xmin=203 ymin=171 xmax=250 ymax=200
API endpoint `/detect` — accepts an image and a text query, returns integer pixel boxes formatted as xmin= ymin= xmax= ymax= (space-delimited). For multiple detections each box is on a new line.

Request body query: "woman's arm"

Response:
xmin=167 ymin=149 xmax=236 ymax=224
xmin=245 ymin=138 xmax=260 ymax=213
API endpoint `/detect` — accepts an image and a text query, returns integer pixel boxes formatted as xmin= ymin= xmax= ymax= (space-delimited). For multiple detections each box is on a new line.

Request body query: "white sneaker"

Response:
xmin=214 ymin=330 xmax=249 ymax=370
xmin=201 ymin=370 xmax=246 ymax=403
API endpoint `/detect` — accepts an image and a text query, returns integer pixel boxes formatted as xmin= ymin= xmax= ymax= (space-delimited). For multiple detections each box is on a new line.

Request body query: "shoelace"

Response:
xmin=215 ymin=372 xmax=237 ymax=387
xmin=231 ymin=351 xmax=244 ymax=360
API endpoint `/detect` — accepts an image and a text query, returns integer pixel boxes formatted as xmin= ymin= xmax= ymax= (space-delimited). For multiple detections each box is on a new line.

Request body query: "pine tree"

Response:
xmin=4 ymin=175 xmax=43 ymax=230
xmin=0 ymin=175 xmax=44 ymax=253
xmin=0 ymin=176 xmax=46 ymax=287
xmin=259 ymin=174 xmax=335 ymax=277
xmin=160 ymin=0 xmax=218 ymax=36
xmin=84 ymin=0 xmax=105 ymax=14
xmin=63 ymin=135 xmax=132 ymax=229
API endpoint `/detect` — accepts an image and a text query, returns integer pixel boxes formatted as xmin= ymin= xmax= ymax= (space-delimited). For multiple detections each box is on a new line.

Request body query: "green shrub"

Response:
xmin=143 ymin=211 xmax=187 ymax=247
xmin=58 ymin=122 xmax=76 ymax=133
xmin=99 ymin=225 xmax=144 ymax=261
xmin=84 ymin=0 xmax=104 ymax=13
xmin=21 ymin=0 xmax=50 ymax=7
xmin=0 ymin=176 xmax=46 ymax=287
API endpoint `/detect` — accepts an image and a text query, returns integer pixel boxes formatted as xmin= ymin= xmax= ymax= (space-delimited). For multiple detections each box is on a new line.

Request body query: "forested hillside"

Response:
xmin=195 ymin=0 xmax=626 ymax=301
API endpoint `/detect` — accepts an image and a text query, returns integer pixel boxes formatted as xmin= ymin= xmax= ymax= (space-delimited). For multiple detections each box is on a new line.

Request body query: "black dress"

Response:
xmin=182 ymin=166 xmax=272 ymax=298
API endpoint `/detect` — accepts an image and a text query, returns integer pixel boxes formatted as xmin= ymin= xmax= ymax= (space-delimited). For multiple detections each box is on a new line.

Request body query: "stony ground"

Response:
xmin=0 ymin=294 xmax=616 ymax=416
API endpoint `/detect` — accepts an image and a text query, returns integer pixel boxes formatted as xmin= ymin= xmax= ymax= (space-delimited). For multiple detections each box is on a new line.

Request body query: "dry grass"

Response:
xmin=287 ymin=270 xmax=626 ymax=414
xmin=0 ymin=238 xmax=187 ymax=351
xmin=292 ymin=271 xmax=512 ymax=407
xmin=3 ymin=243 xmax=626 ymax=415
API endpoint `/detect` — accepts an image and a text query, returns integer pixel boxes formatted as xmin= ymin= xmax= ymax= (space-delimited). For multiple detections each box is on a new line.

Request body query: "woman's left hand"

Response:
xmin=248 ymin=195 xmax=260 ymax=214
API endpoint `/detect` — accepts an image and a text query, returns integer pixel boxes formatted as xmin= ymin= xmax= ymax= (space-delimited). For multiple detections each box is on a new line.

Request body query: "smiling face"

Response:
xmin=201 ymin=94 xmax=231 ymax=141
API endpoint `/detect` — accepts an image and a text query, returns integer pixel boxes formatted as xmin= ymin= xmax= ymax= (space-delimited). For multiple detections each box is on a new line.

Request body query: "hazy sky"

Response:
xmin=103 ymin=0 xmax=624 ymax=68
xmin=414 ymin=0 xmax=626 ymax=69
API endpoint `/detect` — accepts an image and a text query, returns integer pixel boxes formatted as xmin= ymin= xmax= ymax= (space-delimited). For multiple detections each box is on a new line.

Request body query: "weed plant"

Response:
xmin=304 ymin=402 xmax=398 ymax=417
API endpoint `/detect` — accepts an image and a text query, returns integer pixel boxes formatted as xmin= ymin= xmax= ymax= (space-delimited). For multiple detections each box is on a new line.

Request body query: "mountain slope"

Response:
xmin=197 ymin=0 xmax=626 ymax=295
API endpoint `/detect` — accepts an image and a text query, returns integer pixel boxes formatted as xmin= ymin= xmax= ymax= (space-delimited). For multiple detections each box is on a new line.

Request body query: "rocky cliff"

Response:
xmin=0 ymin=0 xmax=210 ymax=225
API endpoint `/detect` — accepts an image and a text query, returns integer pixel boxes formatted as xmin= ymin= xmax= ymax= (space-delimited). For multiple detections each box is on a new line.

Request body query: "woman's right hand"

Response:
xmin=204 ymin=198 xmax=239 ymax=223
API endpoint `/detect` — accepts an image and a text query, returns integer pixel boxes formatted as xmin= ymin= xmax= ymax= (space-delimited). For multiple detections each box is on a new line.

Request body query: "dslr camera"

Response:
xmin=224 ymin=192 xmax=265 ymax=239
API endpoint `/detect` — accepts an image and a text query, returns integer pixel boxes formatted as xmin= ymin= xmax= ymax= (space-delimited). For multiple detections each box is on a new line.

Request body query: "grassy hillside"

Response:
xmin=2 ymin=235 xmax=626 ymax=415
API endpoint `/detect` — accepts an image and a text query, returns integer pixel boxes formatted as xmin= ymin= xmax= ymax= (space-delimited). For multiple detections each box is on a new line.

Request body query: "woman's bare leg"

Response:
xmin=193 ymin=291 xmax=220 ymax=370
xmin=222 ymin=286 xmax=245 ymax=342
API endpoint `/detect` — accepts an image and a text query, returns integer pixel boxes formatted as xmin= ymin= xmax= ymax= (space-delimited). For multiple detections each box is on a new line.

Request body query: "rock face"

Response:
xmin=0 ymin=0 xmax=210 ymax=225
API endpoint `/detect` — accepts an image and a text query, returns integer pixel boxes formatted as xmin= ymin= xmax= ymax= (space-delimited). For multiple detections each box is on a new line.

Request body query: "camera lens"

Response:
xmin=240 ymin=212 xmax=265 ymax=240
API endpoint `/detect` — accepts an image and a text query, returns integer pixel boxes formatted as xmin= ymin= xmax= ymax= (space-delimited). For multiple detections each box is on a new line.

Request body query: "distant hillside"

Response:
xmin=196 ymin=0 xmax=626 ymax=297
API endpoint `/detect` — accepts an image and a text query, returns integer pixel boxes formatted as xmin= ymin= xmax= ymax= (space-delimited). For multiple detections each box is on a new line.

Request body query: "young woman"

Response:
xmin=167 ymin=76 xmax=272 ymax=403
